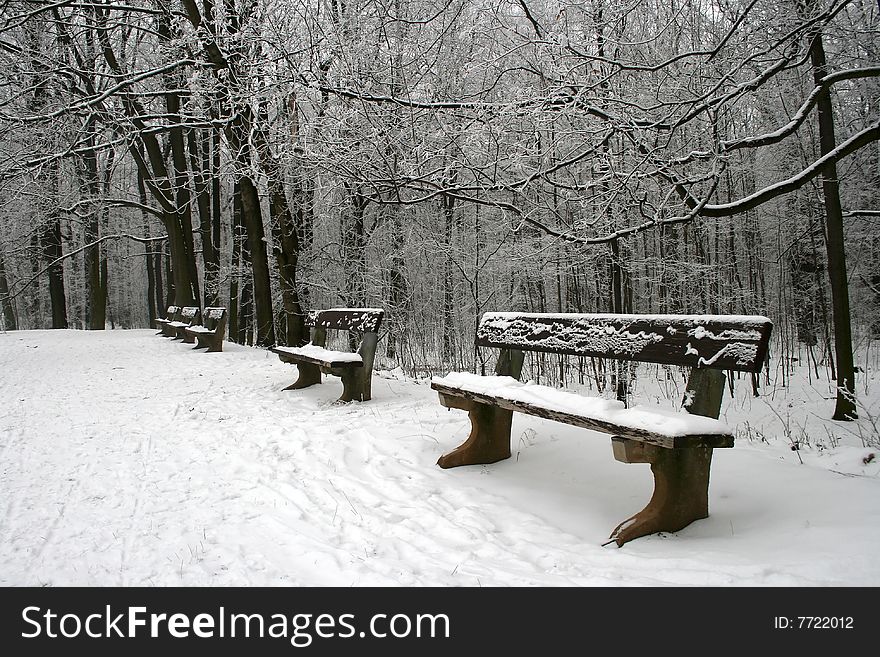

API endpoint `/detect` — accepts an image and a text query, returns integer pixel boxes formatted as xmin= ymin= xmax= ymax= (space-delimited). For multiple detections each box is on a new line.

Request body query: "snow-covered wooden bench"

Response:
xmin=184 ymin=307 xmax=228 ymax=352
xmin=166 ymin=306 xmax=200 ymax=340
xmin=271 ymin=308 xmax=385 ymax=402
xmin=154 ymin=305 xmax=180 ymax=337
xmin=431 ymin=312 xmax=773 ymax=546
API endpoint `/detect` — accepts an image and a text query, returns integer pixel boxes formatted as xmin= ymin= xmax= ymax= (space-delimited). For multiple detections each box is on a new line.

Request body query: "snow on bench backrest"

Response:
xmin=205 ymin=307 xmax=225 ymax=320
xmin=306 ymin=308 xmax=384 ymax=333
xmin=476 ymin=312 xmax=773 ymax=373
xmin=181 ymin=306 xmax=199 ymax=319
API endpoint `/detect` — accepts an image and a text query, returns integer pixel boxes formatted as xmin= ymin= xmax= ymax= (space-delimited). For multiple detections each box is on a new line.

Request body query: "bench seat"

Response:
xmin=431 ymin=372 xmax=733 ymax=449
xmin=272 ymin=344 xmax=364 ymax=369
xmin=167 ymin=320 xmax=190 ymax=328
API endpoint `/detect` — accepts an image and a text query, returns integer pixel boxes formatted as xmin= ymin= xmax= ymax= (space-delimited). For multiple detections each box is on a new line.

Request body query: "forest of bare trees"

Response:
xmin=0 ymin=0 xmax=877 ymax=419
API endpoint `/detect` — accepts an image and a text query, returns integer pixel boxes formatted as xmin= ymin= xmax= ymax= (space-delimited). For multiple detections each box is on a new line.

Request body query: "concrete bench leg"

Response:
xmin=337 ymin=368 xmax=367 ymax=403
xmin=205 ymin=335 xmax=223 ymax=352
xmin=437 ymin=395 xmax=513 ymax=468
xmin=609 ymin=367 xmax=726 ymax=546
xmin=182 ymin=331 xmax=196 ymax=344
xmin=609 ymin=439 xmax=713 ymax=546
xmin=283 ymin=362 xmax=321 ymax=391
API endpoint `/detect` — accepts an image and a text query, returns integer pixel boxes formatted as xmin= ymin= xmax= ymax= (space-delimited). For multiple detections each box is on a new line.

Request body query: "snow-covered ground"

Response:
xmin=1 ymin=329 xmax=878 ymax=586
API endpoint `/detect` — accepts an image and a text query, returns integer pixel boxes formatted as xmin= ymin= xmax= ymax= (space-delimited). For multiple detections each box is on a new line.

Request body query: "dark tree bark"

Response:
xmin=229 ymin=181 xmax=255 ymax=345
xmin=41 ymin=214 xmax=68 ymax=329
xmin=181 ymin=0 xmax=275 ymax=347
xmin=806 ymin=4 xmax=857 ymax=419
xmin=188 ymin=128 xmax=221 ymax=309
xmin=385 ymin=209 xmax=409 ymax=360
xmin=256 ymin=96 xmax=308 ymax=347
xmin=442 ymin=189 xmax=456 ymax=361
xmin=25 ymin=20 xmax=68 ymax=329
xmin=163 ymin=241 xmax=174 ymax=308
xmin=137 ymin=173 xmax=158 ymax=325
xmin=0 ymin=250 xmax=18 ymax=330
xmin=93 ymin=9 xmax=198 ymax=308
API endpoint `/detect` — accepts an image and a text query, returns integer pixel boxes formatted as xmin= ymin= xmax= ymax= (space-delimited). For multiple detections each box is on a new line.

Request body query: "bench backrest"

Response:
xmin=203 ymin=307 xmax=227 ymax=331
xmin=307 ymin=308 xmax=384 ymax=333
xmin=165 ymin=305 xmax=180 ymax=318
xmin=476 ymin=312 xmax=772 ymax=373
xmin=180 ymin=306 xmax=200 ymax=323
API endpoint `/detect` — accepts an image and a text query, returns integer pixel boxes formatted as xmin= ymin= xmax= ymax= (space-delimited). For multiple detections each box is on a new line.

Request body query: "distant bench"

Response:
xmin=431 ymin=312 xmax=772 ymax=546
xmin=166 ymin=306 xmax=200 ymax=340
xmin=184 ymin=307 xmax=228 ymax=352
xmin=154 ymin=305 xmax=180 ymax=337
xmin=271 ymin=308 xmax=384 ymax=402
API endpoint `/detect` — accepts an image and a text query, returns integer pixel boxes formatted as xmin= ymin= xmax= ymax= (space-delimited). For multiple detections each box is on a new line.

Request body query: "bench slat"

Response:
xmin=431 ymin=378 xmax=734 ymax=449
xmin=476 ymin=312 xmax=772 ymax=373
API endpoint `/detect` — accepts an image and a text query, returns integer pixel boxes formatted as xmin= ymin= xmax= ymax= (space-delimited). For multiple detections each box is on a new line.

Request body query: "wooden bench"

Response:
xmin=271 ymin=308 xmax=384 ymax=403
xmin=184 ymin=307 xmax=228 ymax=352
xmin=154 ymin=305 xmax=181 ymax=337
xmin=431 ymin=312 xmax=773 ymax=546
xmin=165 ymin=306 xmax=200 ymax=340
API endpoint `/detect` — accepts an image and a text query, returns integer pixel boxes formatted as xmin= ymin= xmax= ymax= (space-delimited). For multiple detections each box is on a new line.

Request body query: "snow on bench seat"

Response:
xmin=167 ymin=320 xmax=190 ymax=328
xmin=186 ymin=325 xmax=213 ymax=334
xmin=273 ymin=344 xmax=364 ymax=367
xmin=431 ymin=371 xmax=733 ymax=449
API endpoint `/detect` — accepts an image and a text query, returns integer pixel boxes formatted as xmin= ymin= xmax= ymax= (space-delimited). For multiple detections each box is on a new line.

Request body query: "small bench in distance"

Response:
xmin=166 ymin=306 xmax=200 ymax=340
xmin=155 ymin=306 xmax=181 ymax=337
xmin=271 ymin=308 xmax=384 ymax=403
xmin=432 ymin=312 xmax=772 ymax=546
xmin=184 ymin=307 xmax=228 ymax=352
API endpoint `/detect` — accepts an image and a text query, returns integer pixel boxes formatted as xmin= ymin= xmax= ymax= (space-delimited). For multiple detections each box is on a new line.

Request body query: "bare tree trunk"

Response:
xmin=806 ymin=7 xmax=857 ymax=419
xmin=442 ymin=191 xmax=456 ymax=361
xmin=163 ymin=241 xmax=174 ymax=308
xmin=256 ymin=96 xmax=308 ymax=347
xmin=0 ymin=249 xmax=18 ymax=330
xmin=188 ymin=128 xmax=221 ymax=308
xmin=40 ymin=161 xmax=69 ymax=329
xmin=386 ymin=209 xmax=409 ymax=360
xmin=137 ymin=173 xmax=158 ymax=325
xmin=41 ymin=216 xmax=68 ymax=329
xmin=79 ymin=132 xmax=105 ymax=329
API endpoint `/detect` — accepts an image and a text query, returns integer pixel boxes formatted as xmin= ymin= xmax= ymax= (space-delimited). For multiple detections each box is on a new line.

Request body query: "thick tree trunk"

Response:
xmin=807 ymin=13 xmax=857 ymax=420
xmin=188 ymin=128 xmax=221 ymax=309
xmin=238 ymin=175 xmax=274 ymax=346
xmin=163 ymin=241 xmax=174 ymax=308
xmin=256 ymin=99 xmax=308 ymax=347
xmin=41 ymin=215 xmax=68 ymax=329
xmin=0 ymin=250 xmax=18 ymax=330
xmin=80 ymin=142 xmax=106 ymax=330
xmin=137 ymin=175 xmax=158 ymax=326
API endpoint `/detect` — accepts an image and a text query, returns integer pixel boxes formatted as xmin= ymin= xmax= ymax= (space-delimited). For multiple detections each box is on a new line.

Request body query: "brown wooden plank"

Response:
xmin=431 ymin=382 xmax=734 ymax=449
xmin=475 ymin=312 xmax=772 ymax=373
xmin=307 ymin=308 xmax=384 ymax=333
xmin=271 ymin=347 xmax=364 ymax=369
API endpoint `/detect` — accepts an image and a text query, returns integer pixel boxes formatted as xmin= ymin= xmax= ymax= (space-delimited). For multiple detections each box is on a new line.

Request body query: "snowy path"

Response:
xmin=1 ymin=329 xmax=878 ymax=586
